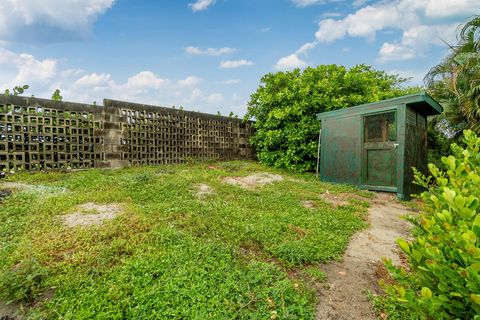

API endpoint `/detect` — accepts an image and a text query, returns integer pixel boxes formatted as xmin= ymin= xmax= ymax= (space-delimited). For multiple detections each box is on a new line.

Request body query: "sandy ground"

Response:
xmin=0 ymin=301 xmax=21 ymax=320
xmin=221 ymin=173 xmax=283 ymax=189
xmin=315 ymin=193 xmax=412 ymax=320
xmin=62 ymin=202 xmax=123 ymax=227
xmin=196 ymin=183 xmax=214 ymax=199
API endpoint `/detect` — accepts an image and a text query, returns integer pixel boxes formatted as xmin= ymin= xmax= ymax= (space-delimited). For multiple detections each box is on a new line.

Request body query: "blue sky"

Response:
xmin=0 ymin=0 xmax=478 ymax=115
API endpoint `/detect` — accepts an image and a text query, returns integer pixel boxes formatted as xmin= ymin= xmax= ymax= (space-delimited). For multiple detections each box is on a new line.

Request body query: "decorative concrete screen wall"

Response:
xmin=0 ymin=95 xmax=254 ymax=173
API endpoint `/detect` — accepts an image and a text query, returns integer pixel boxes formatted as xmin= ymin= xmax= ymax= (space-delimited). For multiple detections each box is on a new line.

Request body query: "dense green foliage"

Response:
xmin=426 ymin=15 xmax=480 ymax=135
xmin=426 ymin=15 xmax=480 ymax=164
xmin=381 ymin=130 xmax=480 ymax=319
xmin=0 ymin=162 xmax=370 ymax=319
xmin=245 ymin=64 xmax=420 ymax=172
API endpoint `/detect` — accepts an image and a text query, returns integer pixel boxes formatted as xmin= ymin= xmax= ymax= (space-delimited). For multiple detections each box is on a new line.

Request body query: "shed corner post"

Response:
xmin=316 ymin=119 xmax=322 ymax=179
xmin=396 ymin=104 xmax=407 ymax=200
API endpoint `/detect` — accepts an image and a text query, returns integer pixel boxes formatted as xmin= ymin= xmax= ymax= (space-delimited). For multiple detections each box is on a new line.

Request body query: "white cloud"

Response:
xmin=275 ymin=53 xmax=307 ymax=71
xmin=424 ymin=0 xmax=480 ymax=18
xmin=217 ymin=79 xmax=241 ymax=85
xmin=0 ymin=48 xmax=57 ymax=90
xmin=352 ymin=0 xmax=370 ymax=7
xmin=0 ymin=47 xmax=249 ymax=115
xmin=321 ymin=12 xmax=344 ymax=18
xmin=220 ymin=59 xmax=254 ymax=69
xmin=74 ymin=73 xmax=114 ymax=89
xmin=207 ymin=93 xmax=224 ymax=104
xmin=0 ymin=0 xmax=115 ymax=42
xmin=378 ymin=24 xmax=457 ymax=61
xmin=185 ymin=46 xmax=236 ymax=56
xmin=290 ymin=0 xmax=325 ymax=7
xmin=189 ymin=0 xmax=215 ymax=12
xmin=177 ymin=76 xmax=203 ymax=87
xmin=288 ymin=0 xmax=479 ymax=63
xmin=123 ymin=71 xmax=170 ymax=92
xmin=296 ymin=41 xmax=318 ymax=55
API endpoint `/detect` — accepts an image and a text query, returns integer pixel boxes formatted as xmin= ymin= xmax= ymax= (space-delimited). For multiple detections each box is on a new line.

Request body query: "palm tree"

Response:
xmin=425 ymin=15 xmax=480 ymax=135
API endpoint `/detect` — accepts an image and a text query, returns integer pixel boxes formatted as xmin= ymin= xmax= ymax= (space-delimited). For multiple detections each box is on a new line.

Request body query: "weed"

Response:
xmin=0 ymin=258 xmax=48 ymax=303
xmin=0 ymin=161 xmax=368 ymax=318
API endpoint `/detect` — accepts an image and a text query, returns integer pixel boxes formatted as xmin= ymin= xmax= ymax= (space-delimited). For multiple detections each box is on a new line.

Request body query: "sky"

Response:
xmin=0 ymin=0 xmax=478 ymax=116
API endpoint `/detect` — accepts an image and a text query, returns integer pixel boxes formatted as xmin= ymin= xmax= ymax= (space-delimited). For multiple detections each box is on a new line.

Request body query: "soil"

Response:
xmin=319 ymin=191 xmax=372 ymax=207
xmin=0 ymin=182 xmax=67 ymax=197
xmin=196 ymin=183 xmax=214 ymax=199
xmin=0 ymin=301 xmax=21 ymax=320
xmin=302 ymin=200 xmax=316 ymax=209
xmin=315 ymin=192 xmax=412 ymax=320
xmin=62 ymin=202 xmax=123 ymax=227
xmin=221 ymin=173 xmax=283 ymax=189
xmin=0 ymin=182 xmax=33 ymax=191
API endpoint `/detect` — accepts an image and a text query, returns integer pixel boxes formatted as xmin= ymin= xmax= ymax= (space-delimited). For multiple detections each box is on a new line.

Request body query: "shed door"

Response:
xmin=362 ymin=111 xmax=397 ymax=189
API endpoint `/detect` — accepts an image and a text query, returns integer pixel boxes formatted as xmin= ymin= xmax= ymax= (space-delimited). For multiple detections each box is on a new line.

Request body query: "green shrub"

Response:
xmin=383 ymin=130 xmax=480 ymax=319
xmin=245 ymin=64 xmax=420 ymax=172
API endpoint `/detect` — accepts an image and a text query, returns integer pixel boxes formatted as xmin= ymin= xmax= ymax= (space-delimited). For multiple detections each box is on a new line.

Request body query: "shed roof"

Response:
xmin=316 ymin=92 xmax=443 ymax=120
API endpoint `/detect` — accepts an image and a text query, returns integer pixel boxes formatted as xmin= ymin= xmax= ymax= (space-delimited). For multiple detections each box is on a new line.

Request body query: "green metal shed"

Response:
xmin=316 ymin=93 xmax=443 ymax=200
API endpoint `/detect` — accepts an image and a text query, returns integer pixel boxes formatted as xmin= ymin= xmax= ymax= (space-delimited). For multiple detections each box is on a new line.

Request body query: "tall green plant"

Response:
xmin=383 ymin=130 xmax=480 ymax=319
xmin=245 ymin=64 xmax=420 ymax=172
xmin=426 ymin=15 xmax=480 ymax=136
xmin=51 ymin=89 xmax=62 ymax=101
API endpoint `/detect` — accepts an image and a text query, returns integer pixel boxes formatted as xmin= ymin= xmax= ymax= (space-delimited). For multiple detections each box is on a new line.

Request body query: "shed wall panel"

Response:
xmin=403 ymin=107 xmax=427 ymax=198
xmin=321 ymin=115 xmax=361 ymax=185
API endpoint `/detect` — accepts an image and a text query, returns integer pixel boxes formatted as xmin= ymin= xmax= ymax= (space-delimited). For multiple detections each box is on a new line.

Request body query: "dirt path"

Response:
xmin=316 ymin=193 xmax=412 ymax=320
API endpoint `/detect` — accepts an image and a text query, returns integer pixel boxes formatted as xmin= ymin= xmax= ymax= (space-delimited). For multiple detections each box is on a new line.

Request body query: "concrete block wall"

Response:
xmin=0 ymin=95 xmax=254 ymax=172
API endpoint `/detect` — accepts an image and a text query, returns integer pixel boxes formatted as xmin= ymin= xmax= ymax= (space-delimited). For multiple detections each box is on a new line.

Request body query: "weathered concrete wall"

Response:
xmin=0 ymin=95 xmax=254 ymax=172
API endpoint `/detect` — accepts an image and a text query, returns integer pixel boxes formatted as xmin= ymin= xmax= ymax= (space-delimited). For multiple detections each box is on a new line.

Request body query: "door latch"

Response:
xmin=394 ymin=143 xmax=399 ymax=148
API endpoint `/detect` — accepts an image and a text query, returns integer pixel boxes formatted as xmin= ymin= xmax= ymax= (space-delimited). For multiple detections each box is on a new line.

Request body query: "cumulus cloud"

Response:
xmin=275 ymin=54 xmax=307 ymax=71
xmin=0 ymin=48 xmax=57 ymax=90
xmin=189 ymin=0 xmax=215 ymax=12
xmin=177 ymin=76 xmax=203 ymax=87
xmin=185 ymin=46 xmax=236 ymax=56
xmin=288 ymin=0 xmax=479 ymax=63
xmin=220 ymin=59 xmax=254 ymax=69
xmin=423 ymin=0 xmax=480 ymax=18
xmin=0 ymin=0 xmax=115 ymax=42
xmin=0 ymin=47 xmax=245 ymax=115
xmin=378 ymin=24 xmax=457 ymax=61
xmin=74 ymin=73 xmax=114 ymax=89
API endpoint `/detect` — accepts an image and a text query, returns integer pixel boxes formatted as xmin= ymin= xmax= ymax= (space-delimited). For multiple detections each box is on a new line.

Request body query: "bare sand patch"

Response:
xmin=319 ymin=191 xmax=370 ymax=207
xmin=0 ymin=182 xmax=67 ymax=198
xmin=62 ymin=203 xmax=123 ymax=228
xmin=0 ymin=182 xmax=33 ymax=190
xmin=221 ymin=173 xmax=283 ymax=189
xmin=196 ymin=183 xmax=214 ymax=199
xmin=302 ymin=200 xmax=316 ymax=209
xmin=315 ymin=193 xmax=411 ymax=320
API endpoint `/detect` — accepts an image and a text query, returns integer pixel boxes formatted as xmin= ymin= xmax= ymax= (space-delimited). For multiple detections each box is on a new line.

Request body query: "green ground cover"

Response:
xmin=0 ymin=161 xmax=370 ymax=319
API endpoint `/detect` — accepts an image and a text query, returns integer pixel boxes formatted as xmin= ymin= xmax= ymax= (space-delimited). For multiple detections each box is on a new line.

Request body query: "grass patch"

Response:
xmin=0 ymin=161 xmax=368 ymax=319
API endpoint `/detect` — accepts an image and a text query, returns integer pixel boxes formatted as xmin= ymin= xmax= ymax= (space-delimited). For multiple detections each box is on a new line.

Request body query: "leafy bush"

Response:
xmin=383 ymin=130 xmax=480 ymax=319
xmin=245 ymin=64 xmax=420 ymax=172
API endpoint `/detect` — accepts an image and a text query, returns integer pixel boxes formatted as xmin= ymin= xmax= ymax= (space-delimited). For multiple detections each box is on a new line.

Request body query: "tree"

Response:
xmin=245 ymin=64 xmax=420 ymax=172
xmin=425 ymin=15 xmax=480 ymax=136
xmin=51 ymin=89 xmax=62 ymax=101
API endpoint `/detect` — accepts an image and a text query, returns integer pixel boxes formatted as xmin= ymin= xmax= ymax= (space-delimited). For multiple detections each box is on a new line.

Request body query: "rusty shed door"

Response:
xmin=362 ymin=111 xmax=397 ymax=189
